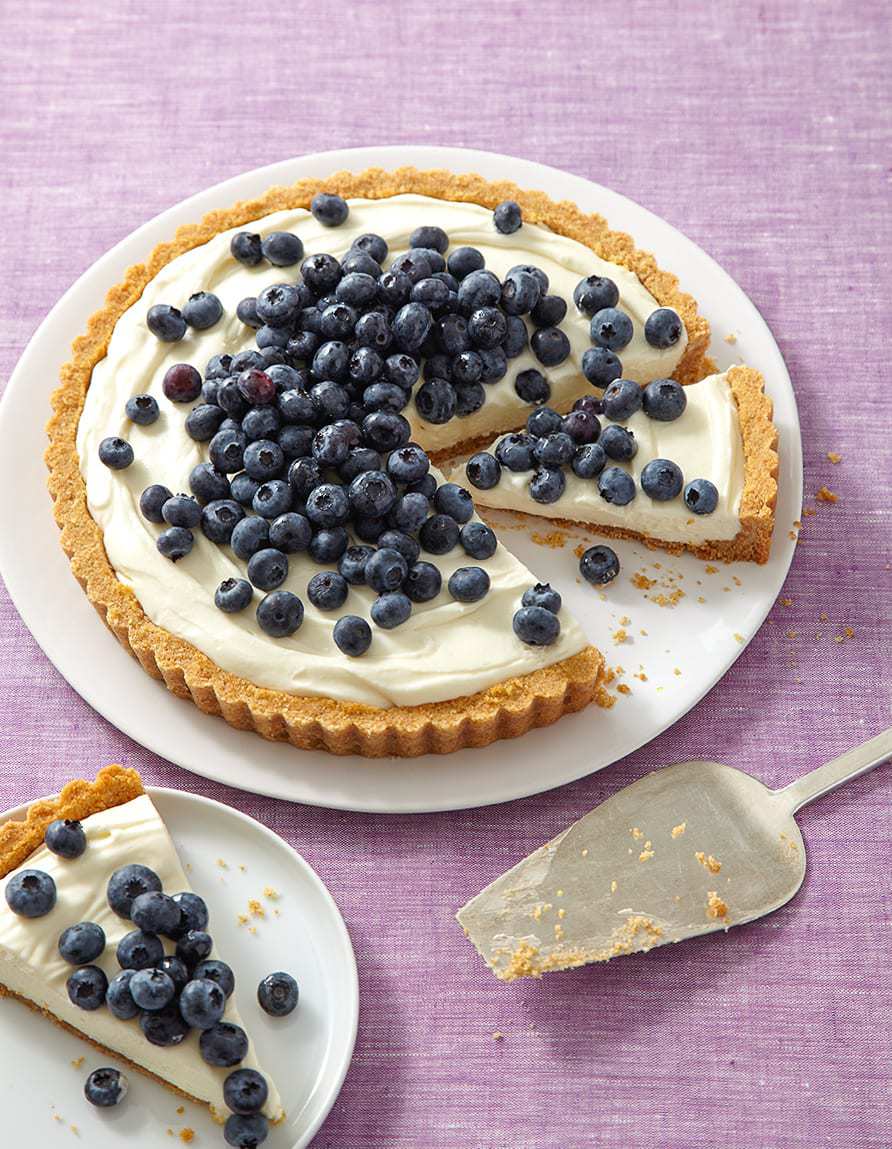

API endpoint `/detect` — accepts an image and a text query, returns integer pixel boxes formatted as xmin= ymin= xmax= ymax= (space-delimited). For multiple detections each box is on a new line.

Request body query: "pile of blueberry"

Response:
xmin=465 ymin=378 xmax=719 ymax=515
xmin=5 ymin=816 xmax=299 ymax=1148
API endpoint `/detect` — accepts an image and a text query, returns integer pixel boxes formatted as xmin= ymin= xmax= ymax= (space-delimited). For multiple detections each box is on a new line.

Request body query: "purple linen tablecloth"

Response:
xmin=2 ymin=2 xmax=890 ymax=1146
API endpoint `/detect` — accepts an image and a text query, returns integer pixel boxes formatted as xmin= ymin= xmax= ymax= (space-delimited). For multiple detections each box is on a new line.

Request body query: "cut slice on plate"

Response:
xmin=452 ymin=366 xmax=778 ymax=564
xmin=0 ymin=765 xmax=283 ymax=1126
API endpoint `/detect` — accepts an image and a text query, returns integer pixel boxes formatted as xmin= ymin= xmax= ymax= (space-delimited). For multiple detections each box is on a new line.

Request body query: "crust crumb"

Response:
xmin=724 ymin=332 xmax=737 ymax=344
xmin=706 ymin=891 xmax=728 ymax=919
xmin=616 ymin=683 xmax=632 ymax=695
xmin=695 ymin=851 xmax=722 ymax=873
xmin=179 ymin=1131 xmax=195 ymax=1144
xmin=492 ymin=1031 xmax=504 ymax=1041
xmin=263 ymin=886 xmax=279 ymax=900
xmin=826 ymin=451 xmax=842 ymax=464
xmin=671 ymin=822 xmax=686 ymax=838
xmin=70 ymin=1057 xmax=84 ymax=1069
xmin=531 ymin=530 xmax=567 ymax=549
xmin=612 ymin=628 xmax=628 ymax=644
xmin=176 ymin=1106 xmax=185 ymax=1116
xmin=816 ymin=486 xmax=838 ymax=503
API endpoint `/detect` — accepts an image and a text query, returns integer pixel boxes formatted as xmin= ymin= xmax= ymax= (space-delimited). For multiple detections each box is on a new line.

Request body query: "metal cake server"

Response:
xmin=457 ymin=728 xmax=892 ymax=981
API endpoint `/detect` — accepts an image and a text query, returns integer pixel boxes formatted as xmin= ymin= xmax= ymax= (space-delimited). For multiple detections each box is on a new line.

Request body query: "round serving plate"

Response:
xmin=0 ymin=146 xmax=801 ymax=812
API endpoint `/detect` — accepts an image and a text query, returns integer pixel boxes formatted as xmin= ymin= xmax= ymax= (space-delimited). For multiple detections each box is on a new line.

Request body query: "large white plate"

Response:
xmin=0 ymin=146 xmax=801 ymax=813
xmin=0 ymin=787 xmax=358 ymax=1147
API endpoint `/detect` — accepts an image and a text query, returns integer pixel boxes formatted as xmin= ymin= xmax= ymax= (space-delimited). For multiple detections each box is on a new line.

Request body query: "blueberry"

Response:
xmin=391 ymin=248 xmax=436 ymax=282
xmin=320 ymin=301 xmax=358 ymax=340
xmin=448 ymin=566 xmax=490 ymax=603
xmin=157 ymin=955 xmax=191 ymax=992
xmin=256 ymin=590 xmax=304 ymax=637
xmin=202 ymin=499 xmax=245 ymax=543
xmin=388 ymin=492 xmax=430 ymax=534
xmin=468 ymin=306 xmax=507 ymax=349
xmin=602 ymin=378 xmax=643 ymax=422
xmin=362 ymin=410 xmax=411 ymax=452
xmin=244 ymin=409 xmax=283 ymax=446
xmin=591 ymin=307 xmax=633 ymax=351
xmin=172 ymin=929 xmax=212 ymax=970
xmin=162 ymin=495 xmax=201 ymax=529
xmin=231 ymin=232 xmax=263 ymax=266
xmin=641 ymin=458 xmax=684 ymax=501
xmin=383 ymin=353 xmax=420 ymax=390
xmin=311 ymin=192 xmax=349 ymax=227
xmin=683 ymin=478 xmax=719 ymax=515
xmin=332 ymin=615 xmax=373 ymax=657
xmin=579 ymin=544 xmax=620 ymax=585
xmin=311 ymin=340 xmax=350 ymax=382
xmin=106 ymin=969 xmax=140 ymax=1019
xmin=493 ymin=200 xmax=522 ymax=233
xmin=307 ymin=571 xmax=349 ymax=611
xmin=598 ymin=467 xmax=637 ymax=505
xmin=305 ymin=482 xmax=350 ymax=528
xmin=300 ymin=252 xmax=343 ymax=295
xmin=581 ymin=346 xmax=623 ymax=389
xmin=509 ymin=263 xmax=549 ymax=294
xmin=573 ymin=393 xmax=604 ymax=416
xmin=140 ymin=1003 xmax=190 ymax=1046
xmin=377 ymin=270 xmax=412 ymax=309
xmin=171 ymin=891 xmax=209 ymax=934
xmin=371 ymin=592 xmax=411 ymax=629
xmin=392 ymin=302 xmax=434 ymax=355
xmin=163 ymin=363 xmax=203 ymax=403
xmin=385 ymin=443 xmax=428 ymax=485
xmin=98 ymin=436 xmax=133 ymax=470
xmin=209 ymin=428 xmax=247 ymax=474
xmin=408 ymin=473 xmax=438 ymax=500
xmin=190 ymin=463 xmax=232 ymax=504
xmin=644 ymin=307 xmax=683 ymax=349
xmin=224 ymin=1113 xmax=269 ymax=1148
xmin=533 ymin=432 xmax=574 ymax=467
xmin=66 ymin=965 xmax=109 ymax=1010
xmin=147 ymin=303 xmax=187 ymax=342
xmin=59 ymin=922 xmax=105 ymax=965
xmin=230 ymin=349 xmax=266 ymax=375
xmin=236 ymin=297 xmax=262 ymax=328
xmin=512 ymin=606 xmax=560 ymax=646
xmin=531 ymin=294 xmax=567 ymax=328
xmin=562 ymin=409 xmax=601 ymax=445
xmin=140 ymin=484 xmax=174 ymax=523
xmin=514 ymin=369 xmax=551 ymax=406
xmin=261 ymin=231 xmax=304 ymax=266
xmin=466 ymin=452 xmax=501 ymax=490
xmin=342 ymin=248 xmax=383 ymax=278
xmin=157 ymin=526 xmax=194 ymax=562
xmin=446 ymin=246 xmax=484 ymax=280
xmin=308 ymin=527 xmax=349 ymax=562
xmin=503 ymin=315 xmax=529 ymax=360
xmin=182 ymin=291 xmax=223 ymax=330
xmin=419 ymin=513 xmax=460 ymax=555
xmin=224 ymin=1068 xmax=269 ymax=1117
xmin=531 ymin=327 xmax=571 ymax=367
xmin=186 ymin=403 xmax=226 ymax=441
xmin=191 ymin=959 xmax=234 ymax=999
xmin=244 ymin=439 xmax=286 ymax=482
xmin=573 ymin=275 xmax=619 ymax=316
xmin=288 ymin=456 xmax=323 ymax=501
xmin=84 ymin=1067 xmax=128 ymax=1108
xmin=335 ymin=546 xmax=373 ymax=586
xmin=201 ymin=1021 xmax=249 ymax=1066
xmin=457 ymin=269 xmax=502 ymax=315
xmin=44 ymin=818 xmax=86 ymax=859
xmin=179 ymin=977 xmax=226 ymax=1029
xmin=278 ymin=424 xmax=315 ymax=459
xmin=522 ymin=583 xmax=561 ymax=613
xmin=269 ymin=511 xmax=312 ymax=553
xmin=345 ymin=471 xmax=395 ymax=521
xmin=494 ymin=433 xmax=534 ymax=472
xmin=352 ymin=232 xmax=389 ymax=263
xmin=365 ymin=547 xmax=409 ymax=594
xmin=252 ymin=480 xmax=293 ymax=520
xmin=238 ymin=367 xmax=277 ymax=407
xmin=599 ymin=424 xmax=638 ymax=462
xmin=348 ymin=347 xmax=384 ymax=388
xmin=434 ymin=482 xmax=473 ymax=523
xmin=460 ymin=521 xmax=497 ymax=560
xmin=403 ymin=561 xmax=442 ymax=603
xmin=247 ymin=548 xmax=289 ymax=591
xmin=130 ymin=968 xmax=176 ymax=1012
xmin=530 ymin=466 xmax=566 ymax=503
xmin=131 ymin=890 xmax=182 ymax=937
xmin=125 ymin=393 xmax=160 ymax=426
xmin=117 ymin=929 xmax=164 ymax=970
xmin=107 ymin=863 xmax=162 ymax=917
xmin=218 ymin=379 xmax=251 ymax=420
xmin=436 ymin=313 xmax=469 ymax=357
xmin=355 ymin=310 xmax=392 ymax=351
xmin=411 ymin=276 xmax=451 ymax=311
xmin=642 ymin=378 xmax=687 ymax=421
xmin=205 ymin=353 xmax=234 ymax=381
xmin=229 ymin=516 xmax=269 ymax=562
xmin=406 ymin=224 xmax=446 ymax=253
xmin=414 ymin=379 xmax=456 ymax=425
xmin=572 ymin=442 xmax=607 ymax=479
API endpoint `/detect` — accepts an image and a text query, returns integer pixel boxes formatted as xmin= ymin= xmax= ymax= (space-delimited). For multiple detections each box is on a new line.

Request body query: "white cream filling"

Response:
xmin=456 ymin=373 xmax=745 ymax=545
xmin=0 ymin=796 xmax=282 ymax=1121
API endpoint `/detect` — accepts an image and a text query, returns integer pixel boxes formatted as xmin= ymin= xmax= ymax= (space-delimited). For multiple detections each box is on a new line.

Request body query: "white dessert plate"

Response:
xmin=0 ymin=145 xmax=801 ymax=813
xmin=0 ymin=787 xmax=358 ymax=1148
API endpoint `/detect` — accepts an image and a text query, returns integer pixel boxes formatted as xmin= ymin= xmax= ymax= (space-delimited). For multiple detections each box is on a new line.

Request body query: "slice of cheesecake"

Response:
xmin=451 ymin=366 xmax=778 ymax=564
xmin=0 ymin=766 xmax=283 ymax=1125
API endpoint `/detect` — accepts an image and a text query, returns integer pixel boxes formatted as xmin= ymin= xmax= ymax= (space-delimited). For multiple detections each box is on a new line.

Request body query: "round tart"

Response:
xmin=46 ymin=168 xmax=716 ymax=757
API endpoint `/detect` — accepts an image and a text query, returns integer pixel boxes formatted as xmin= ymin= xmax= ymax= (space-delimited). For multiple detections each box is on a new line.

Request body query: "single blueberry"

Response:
xmin=355 ymin=310 xmax=392 ymax=351
xmin=447 ymin=246 xmax=485 ymax=280
xmin=193 ymin=959 xmax=235 ymax=998
xmin=311 ymin=193 xmax=349 ymax=227
xmin=179 ymin=977 xmax=226 ymax=1030
xmin=269 ymin=512 xmax=312 ymax=553
xmin=140 ymin=1003 xmax=190 ymax=1047
xmin=352 ymin=232 xmax=389 ymax=263
xmin=183 ymin=291 xmax=223 ymax=330
xmin=261 ymin=231 xmax=304 ymax=267
xmin=224 ymin=1068 xmax=269 ymax=1117
xmin=500 ymin=268 xmax=540 ymax=316
xmin=157 ymin=955 xmax=191 ymax=992
xmin=117 ymin=929 xmax=164 ymax=971
xmin=642 ymin=378 xmax=687 ymax=422
xmin=333 ymin=615 xmax=373 ymax=657
xmin=531 ymin=293 xmax=567 ymax=328
xmin=371 ymin=591 xmax=412 ymax=629
xmin=597 ymin=466 xmax=637 ymax=505
xmin=157 ymin=526 xmax=194 ymax=562
xmin=301 ymin=252 xmax=343 ymax=295
xmin=224 ymin=1113 xmax=269 ymax=1148
xmin=130 ymin=968 xmax=176 ymax=1012
xmin=493 ymin=200 xmax=522 ymax=233
xmin=644 ymin=307 xmax=683 ymax=349
xmin=562 ymin=409 xmax=601 ymax=444
xmin=494 ymin=433 xmax=535 ymax=473
xmin=573 ymin=275 xmax=619 ymax=316
xmin=365 ymin=547 xmax=409 ymax=594
xmin=338 ymin=546 xmax=375 ymax=586
xmin=307 ymin=571 xmax=349 ymax=611
xmin=59 ymin=921 xmax=105 ymax=965
xmin=341 ymin=248 xmax=382 ymax=278
xmin=531 ymin=327 xmax=571 ymax=367
xmin=377 ymin=270 xmax=413 ymax=308
xmin=185 ymin=403 xmax=226 ymax=441
xmin=125 ymin=393 xmax=160 ymax=426
xmin=404 ymin=561 xmax=442 ymax=603
xmin=162 ymin=495 xmax=201 ymax=529
xmin=237 ymin=367 xmax=277 ymax=406
xmin=171 ymin=891 xmax=209 ymax=934
xmin=465 ymin=452 xmax=502 ymax=490
xmin=163 ymin=363 xmax=203 ymax=403
xmin=131 ymin=890 xmax=182 ymax=937
xmin=419 ymin=514 xmax=460 ymax=555
xmin=209 ymin=427 xmax=247 ymax=474
xmin=383 ymin=353 xmax=420 ymax=390
xmin=140 ymin=484 xmax=174 ymax=524
xmin=362 ymin=410 xmax=411 ymax=452
xmin=190 ymin=463 xmax=231 ymax=505
xmin=244 ymin=439 xmax=286 ymax=482
xmin=252 ymin=480 xmax=293 ymax=520
xmin=256 ymin=591 xmax=304 ymax=638
xmin=640 ymin=458 xmax=684 ymax=501
xmin=460 ymin=521 xmax=497 ymax=560
xmin=600 ymin=424 xmax=638 ymax=462
xmin=503 ymin=314 xmax=529 ymax=359
xmin=175 ymin=928 xmax=213 ymax=969
xmin=147 ymin=303 xmax=186 ymax=342
xmin=508 ymin=263 xmax=549 ymax=295
xmin=514 ymin=368 xmax=551 ymax=406
xmin=448 ymin=566 xmax=490 ymax=603
xmin=572 ymin=442 xmax=607 ymax=480
xmin=529 ymin=466 xmax=566 ymax=504
xmin=201 ymin=499 xmax=245 ymax=543
xmin=581 ymin=346 xmax=623 ymax=389
xmin=414 ymin=378 xmax=457 ymax=425
xmin=66 ymin=965 xmax=109 ymax=1010
xmin=236 ymin=297 xmax=262 ymax=328
xmin=467 ymin=306 xmax=507 ymax=350
xmin=602 ymin=378 xmax=643 ymax=422
xmin=457 ymin=269 xmax=502 ymax=315
xmin=84 ymin=1067 xmax=128 ymax=1108
xmin=533 ymin=432 xmax=574 ymax=467
xmin=388 ymin=492 xmax=430 ymax=534
xmin=305 ymin=483 xmax=350 ymax=528
xmin=308 ymin=527 xmax=349 ymax=562
xmin=522 ymin=583 xmax=562 ymax=613
xmin=107 ymin=863 xmax=162 ymax=917
xmin=247 ymin=548 xmax=289 ymax=591
xmin=231 ymin=472 xmax=261 ymax=508
xmin=231 ymin=232 xmax=263 ymax=266
xmin=311 ymin=340 xmax=350 ymax=382
xmin=591 ymin=307 xmax=633 ymax=351
xmin=512 ymin=606 xmax=560 ymax=646
xmin=200 ymin=1021 xmax=250 ymax=1067
xmin=683 ymin=478 xmax=719 ymax=515
xmin=579 ymin=544 xmax=620 ymax=585
xmin=434 ymin=482 xmax=473 ymax=524
xmin=45 ymin=818 xmax=87 ymax=859
xmin=106 ymin=969 xmax=140 ymax=1019
xmin=98 ymin=437 xmax=134 ymax=470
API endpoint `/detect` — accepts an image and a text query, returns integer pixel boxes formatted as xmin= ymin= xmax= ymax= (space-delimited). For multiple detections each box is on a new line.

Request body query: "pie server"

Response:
xmin=457 ymin=727 xmax=892 ymax=981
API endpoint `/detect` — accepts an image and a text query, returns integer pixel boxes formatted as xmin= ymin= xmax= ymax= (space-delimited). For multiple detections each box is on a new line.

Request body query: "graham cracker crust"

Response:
xmin=44 ymin=166 xmax=709 ymax=756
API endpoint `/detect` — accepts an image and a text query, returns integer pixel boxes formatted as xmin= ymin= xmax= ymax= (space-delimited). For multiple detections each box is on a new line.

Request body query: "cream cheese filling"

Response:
xmin=455 ymin=373 xmax=745 ymax=545
xmin=0 ymin=795 xmax=282 ymax=1122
